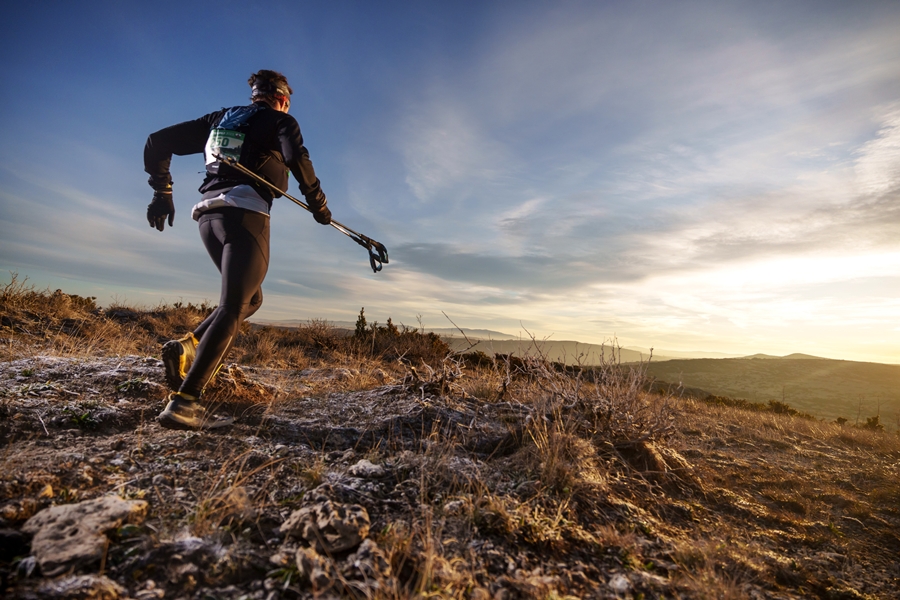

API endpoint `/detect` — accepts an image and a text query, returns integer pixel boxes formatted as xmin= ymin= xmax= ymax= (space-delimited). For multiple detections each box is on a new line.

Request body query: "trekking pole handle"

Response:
xmin=213 ymin=154 xmax=389 ymax=273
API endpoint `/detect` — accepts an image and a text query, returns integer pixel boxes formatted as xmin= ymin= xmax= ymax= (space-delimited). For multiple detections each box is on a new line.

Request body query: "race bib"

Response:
xmin=205 ymin=128 xmax=245 ymax=165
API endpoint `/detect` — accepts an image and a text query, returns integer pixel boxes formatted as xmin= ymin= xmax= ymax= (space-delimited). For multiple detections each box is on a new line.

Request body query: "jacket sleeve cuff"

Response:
xmin=148 ymin=175 xmax=173 ymax=191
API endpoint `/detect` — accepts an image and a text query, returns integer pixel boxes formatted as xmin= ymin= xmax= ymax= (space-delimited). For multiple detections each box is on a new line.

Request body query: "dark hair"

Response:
xmin=248 ymin=70 xmax=293 ymax=100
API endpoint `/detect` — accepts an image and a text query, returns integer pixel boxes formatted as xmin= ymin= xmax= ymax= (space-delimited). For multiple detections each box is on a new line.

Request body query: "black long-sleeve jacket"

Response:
xmin=143 ymin=101 xmax=325 ymax=205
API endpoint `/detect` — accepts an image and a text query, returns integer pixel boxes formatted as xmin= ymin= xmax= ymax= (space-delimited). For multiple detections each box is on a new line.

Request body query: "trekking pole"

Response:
xmin=213 ymin=154 xmax=389 ymax=273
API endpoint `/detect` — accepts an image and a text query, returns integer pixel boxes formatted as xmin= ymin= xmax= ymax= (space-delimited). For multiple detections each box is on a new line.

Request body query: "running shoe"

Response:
xmin=157 ymin=392 xmax=234 ymax=430
xmin=162 ymin=333 xmax=198 ymax=391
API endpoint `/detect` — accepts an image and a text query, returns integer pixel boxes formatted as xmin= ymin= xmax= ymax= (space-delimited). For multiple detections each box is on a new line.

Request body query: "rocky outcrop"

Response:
xmin=280 ymin=488 xmax=370 ymax=553
xmin=22 ymin=495 xmax=148 ymax=576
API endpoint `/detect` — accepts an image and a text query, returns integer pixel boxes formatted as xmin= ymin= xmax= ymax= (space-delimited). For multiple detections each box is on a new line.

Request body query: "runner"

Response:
xmin=143 ymin=69 xmax=331 ymax=429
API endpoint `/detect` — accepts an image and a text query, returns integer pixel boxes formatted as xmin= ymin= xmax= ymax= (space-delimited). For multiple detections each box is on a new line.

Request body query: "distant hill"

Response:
xmin=645 ymin=357 xmax=900 ymax=430
xmin=417 ymin=327 xmax=520 ymax=340
xmin=251 ymin=320 xmax=755 ymax=363
xmin=442 ymin=337 xmax=673 ymax=364
xmin=742 ymin=353 xmax=824 ymax=360
xmin=251 ymin=319 xmax=519 ymax=340
xmin=636 ymin=348 xmax=745 ymax=359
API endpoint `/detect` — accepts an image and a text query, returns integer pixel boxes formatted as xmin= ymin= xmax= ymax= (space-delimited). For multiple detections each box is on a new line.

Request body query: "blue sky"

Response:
xmin=1 ymin=1 xmax=899 ymax=363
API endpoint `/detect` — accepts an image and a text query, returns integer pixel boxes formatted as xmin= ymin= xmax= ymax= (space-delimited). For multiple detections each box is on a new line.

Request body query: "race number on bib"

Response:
xmin=205 ymin=128 xmax=245 ymax=165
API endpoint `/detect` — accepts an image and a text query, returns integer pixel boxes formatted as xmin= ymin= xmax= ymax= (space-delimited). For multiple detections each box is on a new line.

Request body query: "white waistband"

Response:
xmin=192 ymin=185 xmax=270 ymax=220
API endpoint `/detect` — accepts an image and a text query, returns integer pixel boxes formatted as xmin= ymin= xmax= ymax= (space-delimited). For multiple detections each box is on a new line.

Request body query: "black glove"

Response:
xmin=312 ymin=204 xmax=332 ymax=225
xmin=147 ymin=190 xmax=174 ymax=231
xmin=306 ymin=193 xmax=331 ymax=225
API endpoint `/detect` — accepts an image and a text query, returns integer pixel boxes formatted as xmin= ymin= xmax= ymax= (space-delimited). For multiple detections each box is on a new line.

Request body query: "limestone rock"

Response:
xmin=295 ymin=547 xmax=334 ymax=588
xmin=281 ymin=497 xmax=370 ymax=553
xmin=343 ymin=539 xmax=391 ymax=581
xmin=348 ymin=459 xmax=385 ymax=478
xmin=37 ymin=574 xmax=125 ymax=599
xmin=22 ymin=495 xmax=148 ymax=576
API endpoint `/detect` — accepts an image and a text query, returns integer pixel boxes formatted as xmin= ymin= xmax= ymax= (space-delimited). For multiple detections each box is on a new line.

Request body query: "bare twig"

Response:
xmin=441 ymin=311 xmax=477 ymax=351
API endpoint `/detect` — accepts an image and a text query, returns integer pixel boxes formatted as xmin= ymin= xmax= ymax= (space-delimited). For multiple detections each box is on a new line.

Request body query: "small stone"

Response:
xmin=348 ymin=459 xmax=385 ymax=478
xmin=269 ymin=551 xmax=292 ymax=566
xmin=608 ymin=573 xmax=630 ymax=593
xmin=151 ymin=474 xmax=172 ymax=487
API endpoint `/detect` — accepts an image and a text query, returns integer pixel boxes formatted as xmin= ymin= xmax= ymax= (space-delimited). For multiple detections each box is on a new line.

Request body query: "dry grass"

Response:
xmin=0 ymin=274 xmax=212 ymax=360
xmin=189 ymin=450 xmax=284 ymax=537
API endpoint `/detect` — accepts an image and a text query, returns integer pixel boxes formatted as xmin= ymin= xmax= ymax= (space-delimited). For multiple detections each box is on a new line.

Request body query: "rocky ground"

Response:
xmin=1 ymin=352 xmax=899 ymax=599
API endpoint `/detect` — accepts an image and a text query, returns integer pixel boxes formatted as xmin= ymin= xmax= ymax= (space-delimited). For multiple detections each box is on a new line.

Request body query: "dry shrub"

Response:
xmin=0 ymin=273 xmax=217 ymax=359
xmin=519 ymin=425 xmax=603 ymax=495
xmin=238 ymin=328 xmax=279 ymax=365
xmin=204 ymin=365 xmax=277 ymax=409
xmin=499 ymin=346 xmax=677 ymax=496
xmin=236 ymin=321 xmax=346 ymax=366
xmin=353 ymin=317 xmax=451 ymax=368
xmin=458 ymin=351 xmax=511 ymax=402
xmin=1 ymin=273 xmax=98 ymax=321
xmin=375 ymin=510 xmax=478 ymax=598
xmin=296 ymin=319 xmax=345 ymax=353
xmin=1 ymin=275 xmax=110 ymax=359
xmin=108 ymin=299 xmax=212 ymax=340
xmin=468 ymin=344 xmax=675 ymax=445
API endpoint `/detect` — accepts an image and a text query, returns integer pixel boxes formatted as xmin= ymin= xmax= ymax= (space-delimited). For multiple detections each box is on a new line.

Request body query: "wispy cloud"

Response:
xmin=854 ymin=105 xmax=900 ymax=197
xmin=399 ymin=101 xmax=512 ymax=204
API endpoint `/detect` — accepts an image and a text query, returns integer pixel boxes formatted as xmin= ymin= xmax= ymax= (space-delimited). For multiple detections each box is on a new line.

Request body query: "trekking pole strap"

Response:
xmin=213 ymin=154 xmax=389 ymax=272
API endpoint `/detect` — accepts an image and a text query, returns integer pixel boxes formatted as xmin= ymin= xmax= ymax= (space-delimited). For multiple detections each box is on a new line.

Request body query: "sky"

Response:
xmin=1 ymin=1 xmax=899 ymax=363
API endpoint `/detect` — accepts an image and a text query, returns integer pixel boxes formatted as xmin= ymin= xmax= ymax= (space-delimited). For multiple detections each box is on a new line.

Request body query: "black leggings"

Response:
xmin=180 ymin=208 xmax=270 ymax=397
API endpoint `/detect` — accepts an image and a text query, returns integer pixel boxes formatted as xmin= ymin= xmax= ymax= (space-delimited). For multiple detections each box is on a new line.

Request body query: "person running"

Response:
xmin=143 ymin=69 xmax=331 ymax=430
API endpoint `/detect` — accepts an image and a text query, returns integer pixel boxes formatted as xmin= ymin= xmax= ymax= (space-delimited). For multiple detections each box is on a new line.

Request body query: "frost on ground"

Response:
xmin=1 ymin=353 xmax=899 ymax=599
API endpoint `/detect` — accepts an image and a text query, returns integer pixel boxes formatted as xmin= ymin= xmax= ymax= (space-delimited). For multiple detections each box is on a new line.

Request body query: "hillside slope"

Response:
xmin=645 ymin=357 xmax=900 ymax=430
